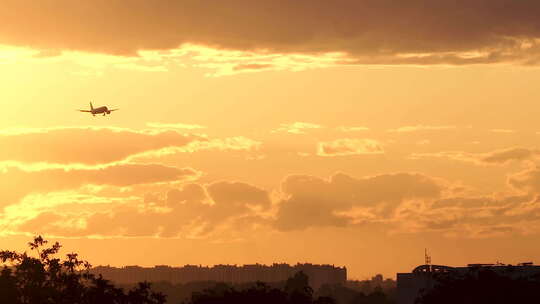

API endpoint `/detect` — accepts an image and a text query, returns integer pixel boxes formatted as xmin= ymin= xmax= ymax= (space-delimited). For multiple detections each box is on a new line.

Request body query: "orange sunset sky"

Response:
xmin=2 ymin=0 xmax=540 ymax=279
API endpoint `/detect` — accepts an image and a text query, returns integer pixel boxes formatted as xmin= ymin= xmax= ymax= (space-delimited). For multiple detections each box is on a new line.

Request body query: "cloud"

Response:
xmin=146 ymin=122 xmax=206 ymax=130
xmin=337 ymin=126 xmax=370 ymax=132
xmin=490 ymin=129 xmax=516 ymax=133
xmin=0 ymin=45 xmax=172 ymax=74
xmin=187 ymin=45 xmax=352 ymax=76
xmin=481 ymin=148 xmax=540 ymax=164
xmin=0 ymin=163 xmax=199 ymax=207
xmin=233 ymin=63 xmax=274 ymax=71
xmin=2 ymin=171 xmax=448 ymax=238
xmin=179 ymin=137 xmax=262 ymax=152
xmin=207 ymin=181 xmax=271 ymax=211
xmin=189 ymin=46 xmax=351 ymax=76
xmin=274 ymin=172 xmax=443 ymax=231
xmin=0 ymin=127 xmax=259 ymax=166
xmin=10 ymin=181 xmax=271 ymax=239
xmin=317 ymin=139 xmax=384 ymax=156
xmin=3 ymin=0 xmax=540 ymax=65
xmin=392 ymin=192 xmax=536 ymax=238
xmin=272 ymin=122 xmax=323 ymax=134
xmin=32 ymin=49 xmax=62 ymax=58
xmin=0 ymin=127 xmax=198 ymax=165
xmin=508 ymin=165 xmax=540 ymax=194
xmin=388 ymin=125 xmax=457 ymax=133
xmin=271 ymin=172 xmax=540 ymax=237
xmin=410 ymin=147 xmax=540 ymax=166
xmin=7 ymin=169 xmax=540 ymax=239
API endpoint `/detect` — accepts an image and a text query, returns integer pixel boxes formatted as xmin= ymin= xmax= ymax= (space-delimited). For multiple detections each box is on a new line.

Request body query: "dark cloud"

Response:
xmin=411 ymin=147 xmax=540 ymax=166
xmin=166 ymin=183 xmax=207 ymax=206
xmin=207 ymin=181 xmax=271 ymax=210
xmin=272 ymin=172 xmax=540 ymax=237
xmin=431 ymin=195 xmax=529 ymax=209
xmin=393 ymin=191 xmax=540 ymax=237
xmin=275 ymin=172 xmax=443 ymax=231
xmin=233 ymin=64 xmax=274 ymax=71
xmin=2 ymin=0 xmax=540 ymax=64
xmin=475 ymin=225 xmax=516 ymax=237
xmin=481 ymin=148 xmax=540 ymax=164
xmin=0 ymin=163 xmax=198 ymax=207
xmin=0 ymin=127 xmax=199 ymax=165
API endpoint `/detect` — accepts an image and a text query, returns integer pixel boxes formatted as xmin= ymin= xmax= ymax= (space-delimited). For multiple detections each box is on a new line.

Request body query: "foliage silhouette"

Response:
xmin=317 ymin=284 xmax=394 ymax=304
xmin=415 ymin=267 xmax=540 ymax=304
xmin=348 ymin=288 xmax=393 ymax=304
xmin=285 ymin=271 xmax=314 ymax=304
xmin=0 ymin=236 xmax=166 ymax=304
xmin=127 ymin=278 xmax=396 ymax=304
xmin=183 ymin=271 xmax=338 ymax=304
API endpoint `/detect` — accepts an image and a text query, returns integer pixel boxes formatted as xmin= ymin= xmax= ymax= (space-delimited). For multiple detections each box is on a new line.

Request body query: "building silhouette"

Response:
xmin=397 ymin=262 xmax=540 ymax=304
xmin=91 ymin=263 xmax=347 ymax=290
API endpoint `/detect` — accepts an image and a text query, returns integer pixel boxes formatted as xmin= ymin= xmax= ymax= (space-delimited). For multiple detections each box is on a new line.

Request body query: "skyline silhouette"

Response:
xmin=4 ymin=236 xmax=538 ymax=303
xmin=0 ymin=236 xmax=397 ymax=304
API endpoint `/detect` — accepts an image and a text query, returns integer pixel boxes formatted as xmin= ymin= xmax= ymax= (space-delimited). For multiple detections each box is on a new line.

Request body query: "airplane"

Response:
xmin=78 ymin=102 xmax=119 ymax=116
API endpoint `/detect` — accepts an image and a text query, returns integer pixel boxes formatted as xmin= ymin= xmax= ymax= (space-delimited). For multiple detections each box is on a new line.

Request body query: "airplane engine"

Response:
xmin=107 ymin=110 xmax=111 ymax=114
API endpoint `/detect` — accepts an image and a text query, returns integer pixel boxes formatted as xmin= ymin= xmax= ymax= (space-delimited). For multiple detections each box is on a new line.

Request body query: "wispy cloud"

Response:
xmin=388 ymin=125 xmax=456 ymax=133
xmin=490 ymin=129 xmax=515 ymax=133
xmin=272 ymin=122 xmax=323 ymax=134
xmin=0 ymin=126 xmax=259 ymax=167
xmin=187 ymin=45 xmax=352 ymax=76
xmin=146 ymin=122 xmax=206 ymax=130
xmin=317 ymin=139 xmax=384 ymax=157
xmin=337 ymin=126 xmax=370 ymax=132
xmin=410 ymin=147 xmax=540 ymax=166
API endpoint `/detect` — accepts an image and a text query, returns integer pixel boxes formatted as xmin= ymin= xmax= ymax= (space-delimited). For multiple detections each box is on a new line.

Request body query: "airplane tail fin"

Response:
xmin=90 ymin=102 xmax=94 ymax=111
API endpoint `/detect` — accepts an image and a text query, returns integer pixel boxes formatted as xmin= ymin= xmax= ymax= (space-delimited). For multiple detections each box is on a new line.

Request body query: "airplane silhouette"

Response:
xmin=78 ymin=102 xmax=119 ymax=116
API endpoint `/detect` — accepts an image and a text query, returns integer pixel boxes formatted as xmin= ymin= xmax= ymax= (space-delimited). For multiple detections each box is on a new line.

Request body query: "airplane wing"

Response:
xmin=77 ymin=110 xmax=92 ymax=112
xmin=108 ymin=109 xmax=119 ymax=111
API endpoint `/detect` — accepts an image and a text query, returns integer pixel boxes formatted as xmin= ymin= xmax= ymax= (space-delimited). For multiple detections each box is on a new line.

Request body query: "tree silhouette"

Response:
xmin=284 ymin=271 xmax=314 ymax=304
xmin=184 ymin=281 xmax=282 ymax=304
xmin=184 ymin=271 xmax=339 ymax=304
xmin=349 ymin=288 xmax=392 ymax=304
xmin=0 ymin=236 xmax=166 ymax=304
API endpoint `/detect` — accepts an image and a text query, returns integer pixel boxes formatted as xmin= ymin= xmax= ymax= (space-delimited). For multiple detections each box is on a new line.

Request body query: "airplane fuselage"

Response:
xmin=79 ymin=102 xmax=118 ymax=116
xmin=92 ymin=106 xmax=110 ymax=115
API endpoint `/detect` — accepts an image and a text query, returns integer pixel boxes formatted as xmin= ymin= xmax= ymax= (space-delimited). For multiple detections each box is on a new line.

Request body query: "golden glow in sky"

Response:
xmin=2 ymin=0 xmax=540 ymax=279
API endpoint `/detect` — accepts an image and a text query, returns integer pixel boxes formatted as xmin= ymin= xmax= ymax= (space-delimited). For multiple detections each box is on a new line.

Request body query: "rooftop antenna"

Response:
xmin=425 ymin=248 xmax=432 ymax=272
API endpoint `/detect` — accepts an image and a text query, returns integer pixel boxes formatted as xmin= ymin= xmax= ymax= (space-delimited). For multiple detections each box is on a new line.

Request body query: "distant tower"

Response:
xmin=425 ymin=249 xmax=432 ymax=272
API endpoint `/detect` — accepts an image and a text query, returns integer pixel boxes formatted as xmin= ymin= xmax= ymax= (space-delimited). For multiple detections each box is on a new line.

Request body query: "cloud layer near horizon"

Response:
xmin=8 ymin=168 xmax=540 ymax=240
xmin=11 ymin=181 xmax=271 ymax=239
xmin=3 ymin=0 xmax=540 ymax=65
xmin=4 ymin=122 xmax=540 ymax=241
